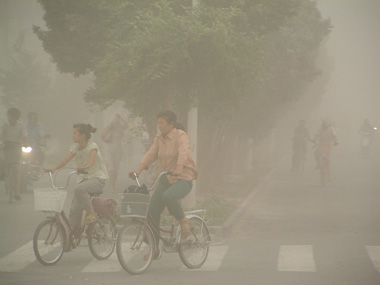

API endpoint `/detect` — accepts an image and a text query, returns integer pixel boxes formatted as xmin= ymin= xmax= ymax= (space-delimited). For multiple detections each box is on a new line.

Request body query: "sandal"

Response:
xmin=84 ymin=214 xmax=98 ymax=225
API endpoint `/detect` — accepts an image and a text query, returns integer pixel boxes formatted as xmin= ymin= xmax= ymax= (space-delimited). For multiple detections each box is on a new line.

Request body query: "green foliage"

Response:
xmin=199 ymin=194 xmax=235 ymax=226
xmin=34 ymin=0 xmax=331 ymax=187
xmin=0 ymin=35 xmax=51 ymax=112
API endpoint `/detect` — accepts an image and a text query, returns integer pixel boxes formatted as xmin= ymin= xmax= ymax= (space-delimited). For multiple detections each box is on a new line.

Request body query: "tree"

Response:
xmin=0 ymin=34 xmax=51 ymax=113
xmin=34 ymin=0 xmax=331 ymax=190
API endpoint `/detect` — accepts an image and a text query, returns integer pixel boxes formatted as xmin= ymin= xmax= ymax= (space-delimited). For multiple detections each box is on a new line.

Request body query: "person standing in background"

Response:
xmin=101 ymin=114 xmax=128 ymax=192
xmin=0 ymin=108 xmax=28 ymax=200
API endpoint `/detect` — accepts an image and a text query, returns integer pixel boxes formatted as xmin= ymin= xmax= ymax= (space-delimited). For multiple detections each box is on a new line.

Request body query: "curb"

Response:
xmin=208 ymin=155 xmax=286 ymax=237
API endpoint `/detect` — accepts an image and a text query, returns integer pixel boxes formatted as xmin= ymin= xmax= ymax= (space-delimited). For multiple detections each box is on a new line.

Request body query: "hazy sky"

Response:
xmin=316 ymin=0 xmax=380 ymax=124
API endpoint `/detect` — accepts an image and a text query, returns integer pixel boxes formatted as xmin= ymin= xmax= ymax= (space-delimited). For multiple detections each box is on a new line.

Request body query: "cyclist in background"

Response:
xmin=358 ymin=118 xmax=375 ymax=157
xmin=101 ymin=114 xmax=128 ymax=193
xmin=0 ymin=108 xmax=27 ymax=201
xmin=313 ymin=120 xmax=338 ymax=181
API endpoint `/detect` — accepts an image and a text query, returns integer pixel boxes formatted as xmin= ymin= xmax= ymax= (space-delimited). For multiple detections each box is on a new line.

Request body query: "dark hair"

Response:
xmin=157 ymin=110 xmax=186 ymax=131
xmin=7 ymin=108 xmax=21 ymax=120
xmin=73 ymin=123 xmax=97 ymax=140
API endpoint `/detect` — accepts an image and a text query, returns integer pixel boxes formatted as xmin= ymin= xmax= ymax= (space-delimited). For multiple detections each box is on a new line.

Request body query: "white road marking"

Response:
xmin=277 ymin=245 xmax=316 ymax=272
xmin=82 ymin=253 xmax=121 ymax=272
xmin=0 ymin=241 xmax=36 ymax=272
xmin=180 ymin=246 xmax=228 ymax=271
xmin=366 ymin=246 xmax=380 ymax=273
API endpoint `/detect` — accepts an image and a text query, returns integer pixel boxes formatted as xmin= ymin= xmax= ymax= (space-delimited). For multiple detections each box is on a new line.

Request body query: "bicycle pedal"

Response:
xmin=163 ymin=244 xmax=178 ymax=253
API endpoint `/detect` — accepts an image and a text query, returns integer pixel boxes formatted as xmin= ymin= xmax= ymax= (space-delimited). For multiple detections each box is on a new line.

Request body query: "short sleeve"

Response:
xmin=70 ymin=143 xmax=79 ymax=154
xmin=88 ymin=142 xmax=99 ymax=151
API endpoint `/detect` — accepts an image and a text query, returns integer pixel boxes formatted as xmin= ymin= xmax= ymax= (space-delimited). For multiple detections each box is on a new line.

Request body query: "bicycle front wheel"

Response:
xmin=88 ymin=217 xmax=116 ymax=260
xmin=178 ymin=216 xmax=210 ymax=269
xmin=116 ymin=222 xmax=155 ymax=275
xmin=33 ymin=219 xmax=66 ymax=266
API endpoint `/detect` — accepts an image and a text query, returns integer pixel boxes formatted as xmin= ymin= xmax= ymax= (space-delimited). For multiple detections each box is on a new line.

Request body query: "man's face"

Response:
xmin=157 ymin=117 xmax=174 ymax=136
xmin=7 ymin=114 xmax=17 ymax=125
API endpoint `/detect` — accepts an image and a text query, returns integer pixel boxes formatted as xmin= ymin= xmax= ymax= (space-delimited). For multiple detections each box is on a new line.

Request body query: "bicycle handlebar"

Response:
xmin=47 ymin=168 xmax=88 ymax=190
xmin=131 ymin=171 xmax=172 ymax=192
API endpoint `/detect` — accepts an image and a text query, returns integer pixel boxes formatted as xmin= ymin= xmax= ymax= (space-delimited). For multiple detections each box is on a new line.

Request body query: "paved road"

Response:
xmin=1 ymin=141 xmax=380 ymax=284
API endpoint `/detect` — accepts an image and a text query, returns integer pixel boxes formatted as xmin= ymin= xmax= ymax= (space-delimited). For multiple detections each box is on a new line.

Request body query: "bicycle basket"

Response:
xmin=34 ymin=188 xmax=67 ymax=213
xmin=120 ymin=193 xmax=150 ymax=218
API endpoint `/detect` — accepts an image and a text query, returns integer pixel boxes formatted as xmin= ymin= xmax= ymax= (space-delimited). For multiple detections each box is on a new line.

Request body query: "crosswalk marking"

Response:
xmin=0 ymin=241 xmax=36 ymax=272
xmin=5 ymin=243 xmax=380 ymax=274
xmin=180 ymin=246 xmax=228 ymax=271
xmin=82 ymin=253 xmax=121 ymax=272
xmin=277 ymin=245 xmax=316 ymax=272
xmin=366 ymin=246 xmax=380 ymax=273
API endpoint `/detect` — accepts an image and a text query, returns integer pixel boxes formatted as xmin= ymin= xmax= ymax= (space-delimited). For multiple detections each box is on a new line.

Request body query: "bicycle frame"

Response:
xmin=130 ymin=172 xmax=209 ymax=249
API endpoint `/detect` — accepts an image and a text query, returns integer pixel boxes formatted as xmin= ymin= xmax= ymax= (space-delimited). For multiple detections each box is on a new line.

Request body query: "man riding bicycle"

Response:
xmin=313 ymin=120 xmax=338 ymax=181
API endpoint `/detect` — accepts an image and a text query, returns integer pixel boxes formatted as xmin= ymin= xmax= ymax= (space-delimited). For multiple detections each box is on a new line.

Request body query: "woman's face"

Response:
xmin=73 ymin=128 xmax=85 ymax=143
xmin=157 ymin=117 xmax=174 ymax=136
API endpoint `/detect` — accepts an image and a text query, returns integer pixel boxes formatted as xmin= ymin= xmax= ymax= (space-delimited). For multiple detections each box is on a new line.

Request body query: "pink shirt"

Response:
xmin=141 ymin=128 xmax=198 ymax=184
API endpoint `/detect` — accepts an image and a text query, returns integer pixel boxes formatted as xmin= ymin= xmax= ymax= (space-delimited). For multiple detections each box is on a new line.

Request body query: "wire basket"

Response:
xmin=120 ymin=193 xmax=150 ymax=218
xmin=34 ymin=188 xmax=67 ymax=213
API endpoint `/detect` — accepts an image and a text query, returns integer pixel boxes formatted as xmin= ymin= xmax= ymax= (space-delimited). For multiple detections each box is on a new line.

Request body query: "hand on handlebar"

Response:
xmin=44 ymin=168 xmax=54 ymax=173
xmin=168 ymin=170 xmax=179 ymax=177
xmin=128 ymin=171 xmax=139 ymax=179
xmin=77 ymin=168 xmax=88 ymax=174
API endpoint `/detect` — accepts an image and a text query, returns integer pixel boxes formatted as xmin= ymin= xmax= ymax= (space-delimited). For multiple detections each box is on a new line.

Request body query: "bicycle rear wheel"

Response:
xmin=116 ymin=222 xmax=155 ymax=275
xmin=88 ymin=217 xmax=116 ymax=260
xmin=178 ymin=216 xmax=210 ymax=269
xmin=33 ymin=219 xmax=66 ymax=266
xmin=320 ymin=157 xmax=328 ymax=187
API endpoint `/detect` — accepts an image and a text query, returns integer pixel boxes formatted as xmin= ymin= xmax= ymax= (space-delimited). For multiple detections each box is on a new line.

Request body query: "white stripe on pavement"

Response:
xmin=0 ymin=241 xmax=36 ymax=272
xmin=277 ymin=245 xmax=316 ymax=272
xmin=82 ymin=253 xmax=121 ymax=272
xmin=366 ymin=246 xmax=380 ymax=273
xmin=180 ymin=246 xmax=228 ymax=271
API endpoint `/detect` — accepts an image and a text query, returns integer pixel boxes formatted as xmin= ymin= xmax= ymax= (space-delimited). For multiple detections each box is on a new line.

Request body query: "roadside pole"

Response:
xmin=183 ymin=107 xmax=197 ymax=209
xmin=183 ymin=0 xmax=199 ymax=209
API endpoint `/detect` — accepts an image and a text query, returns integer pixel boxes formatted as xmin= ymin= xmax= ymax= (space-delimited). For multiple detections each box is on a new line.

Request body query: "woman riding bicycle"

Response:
xmin=130 ymin=110 xmax=198 ymax=255
xmin=45 ymin=124 xmax=109 ymax=233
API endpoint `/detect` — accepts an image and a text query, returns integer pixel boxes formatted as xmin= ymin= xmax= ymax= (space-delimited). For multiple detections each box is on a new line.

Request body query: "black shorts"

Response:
xmin=4 ymin=142 xmax=22 ymax=165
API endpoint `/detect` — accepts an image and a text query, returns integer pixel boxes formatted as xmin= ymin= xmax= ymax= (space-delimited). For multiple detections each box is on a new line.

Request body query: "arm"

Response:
xmin=47 ymin=152 xmax=75 ymax=173
xmin=77 ymin=149 xmax=97 ymax=172
xmin=117 ymin=114 xmax=129 ymax=130
xmin=172 ymin=131 xmax=190 ymax=176
xmin=101 ymin=123 xmax=112 ymax=141
xmin=21 ymin=124 xmax=28 ymax=146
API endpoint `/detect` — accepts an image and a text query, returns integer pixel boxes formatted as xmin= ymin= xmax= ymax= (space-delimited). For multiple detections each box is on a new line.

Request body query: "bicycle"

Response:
xmin=116 ymin=171 xmax=211 ymax=275
xmin=33 ymin=168 xmax=117 ymax=266
xmin=315 ymin=143 xmax=336 ymax=187
xmin=292 ymin=149 xmax=306 ymax=174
